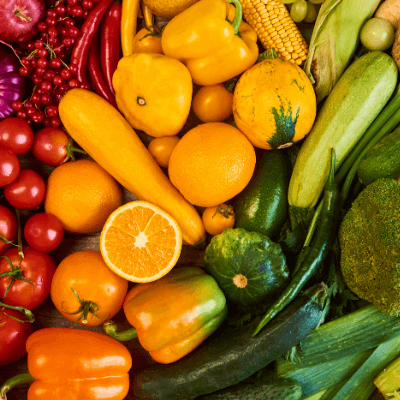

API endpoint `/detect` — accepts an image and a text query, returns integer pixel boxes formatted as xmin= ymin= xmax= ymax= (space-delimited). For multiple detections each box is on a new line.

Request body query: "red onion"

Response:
xmin=0 ymin=44 xmax=25 ymax=120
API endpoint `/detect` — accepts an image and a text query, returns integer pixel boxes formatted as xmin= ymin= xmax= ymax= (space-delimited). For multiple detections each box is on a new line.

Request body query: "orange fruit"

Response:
xmin=100 ymin=200 xmax=182 ymax=283
xmin=168 ymin=122 xmax=256 ymax=207
xmin=44 ymin=159 xmax=123 ymax=234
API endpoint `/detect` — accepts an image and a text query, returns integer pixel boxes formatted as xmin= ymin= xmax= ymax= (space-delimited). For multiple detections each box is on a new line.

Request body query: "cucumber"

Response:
xmin=357 ymin=126 xmax=400 ymax=186
xmin=131 ymin=284 xmax=326 ymax=400
xmin=196 ymin=372 xmax=302 ymax=400
xmin=233 ymin=150 xmax=291 ymax=239
xmin=288 ymin=51 xmax=398 ymax=228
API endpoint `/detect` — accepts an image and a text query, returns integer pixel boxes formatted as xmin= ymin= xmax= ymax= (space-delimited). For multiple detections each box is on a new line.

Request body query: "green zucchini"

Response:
xmin=288 ymin=51 xmax=398 ymax=229
xmin=357 ymin=126 xmax=400 ymax=186
xmin=131 ymin=284 xmax=326 ymax=400
xmin=196 ymin=372 xmax=302 ymax=400
xmin=234 ymin=150 xmax=292 ymax=239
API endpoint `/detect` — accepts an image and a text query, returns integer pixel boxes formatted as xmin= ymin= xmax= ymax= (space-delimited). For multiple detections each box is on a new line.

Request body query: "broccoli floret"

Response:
xmin=339 ymin=178 xmax=400 ymax=316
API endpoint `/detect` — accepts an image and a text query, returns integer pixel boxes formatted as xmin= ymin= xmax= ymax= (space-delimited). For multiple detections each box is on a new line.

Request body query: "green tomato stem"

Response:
xmin=103 ymin=320 xmax=138 ymax=341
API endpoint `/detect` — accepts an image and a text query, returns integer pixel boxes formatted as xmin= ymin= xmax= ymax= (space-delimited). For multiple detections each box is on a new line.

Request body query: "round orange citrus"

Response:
xmin=168 ymin=122 xmax=256 ymax=207
xmin=100 ymin=200 xmax=182 ymax=283
xmin=44 ymin=159 xmax=123 ymax=234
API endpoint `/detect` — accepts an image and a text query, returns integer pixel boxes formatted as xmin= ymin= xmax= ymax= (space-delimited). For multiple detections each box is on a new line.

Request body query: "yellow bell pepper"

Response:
xmin=161 ymin=0 xmax=259 ymax=86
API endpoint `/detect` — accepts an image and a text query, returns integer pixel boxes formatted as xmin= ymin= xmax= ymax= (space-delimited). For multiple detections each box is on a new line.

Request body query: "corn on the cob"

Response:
xmin=240 ymin=0 xmax=308 ymax=66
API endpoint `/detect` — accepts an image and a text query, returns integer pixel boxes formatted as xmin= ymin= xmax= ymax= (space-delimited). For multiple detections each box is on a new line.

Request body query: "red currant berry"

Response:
xmin=32 ymin=112 xmax=44 ymax=124
xmin=26 ymin=41 xmax=35 ymax=51
xmin=26 ymin=107 xmax=36 ymax=117
xmin=69 ymin=63 xmax=78 ymax=75
xmin=35 ymin=67 xmax=46 ymax=76
xmin=40 ymin=81 xmax=53 ymax=92
xmin=46 ymin=9 xmax=57 ymax=18
xmin=19 ymin=67 xmax=30 ymax=77
xmin=71 ymin=5 xmax=83 ymax=16
xmin=31 ymin=93 xmax=42 ymax=104
xmin=46 ymin=105 xmax=59 ymax=118
xmin=68 ymin=78 xmax=79 ymax=88
xmin=44 ymin=70 xmax=56 ymax=81
xmin=55 ymin=4 xmax=66 ymax=15
xmin=41 ymin=94 xmax=53 ymax=106
xmin=60 ymin=68 xmax=72 ymax=80
xmin=46 ymin=18 xmax=57 ymax=26
xmin=38 ymin=22 xmax=48 ymax=32
xmin=49 ymin=58 xmax=62 ymax=69
xmin=53 ymin=45 xmax=64 ymax=56
xmin=59 ymin=83 xmax=70 ymax=94
xmin=54 ymin=93 xmax=64 ymax=103
xmin=24 ymin=100 xmax=34 ymax=108
xmin=48 ymin=27 xmax=58 ymax=37
xmin=60 ymin=27 xmax=69 ymax=36
xmin=34 ymin=40 xmax=44 ymax=49
xmin=82 ymin=9 xmax=89 ymax=18
xmin=32 ymin=74 xmax=44 ymax=85
xmin=51 ymin=117 xmax=61 ymax=128
xmin=37 ymin=57 xmax=48 ymax=69
xmin=20 ymin=57 xmax=30 ymax=67
xmin=17 ymin=110 xmax=27 ymax=119
xmin=30 ymin=59 xmax=38 ymax=69
xmin=53 ymin=75 xmax=64 ymax=86
xmin=62 ymin=37 xmax=74 ymax=47
xmin=79 ymin=82 xmax=91 ymax=90
xmin=12 ymin=100 xmax=23 ymax=111
xmin=68 ymin=26 xmax=80 ymax=37
xmin=67 ymin=0 xmax=77 ymax=5
xmin=37 ymin=48 xmax=47 ymax=58
xmin=82 ymin=0 xmax=93 ymax=8
xmin=66 ymin=5 xmax=73 ymax=14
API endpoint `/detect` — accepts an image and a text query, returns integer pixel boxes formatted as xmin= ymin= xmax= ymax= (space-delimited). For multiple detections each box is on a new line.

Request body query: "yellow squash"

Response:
xmin=113 ymin=53 xmax=193 ymax=138
xmin=58 ymin=88 xmax=206 ymax=246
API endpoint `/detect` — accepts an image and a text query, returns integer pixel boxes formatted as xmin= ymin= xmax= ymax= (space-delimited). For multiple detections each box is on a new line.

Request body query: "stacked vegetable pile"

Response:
xmin=1 ymin=0 xmax=400 ymax=399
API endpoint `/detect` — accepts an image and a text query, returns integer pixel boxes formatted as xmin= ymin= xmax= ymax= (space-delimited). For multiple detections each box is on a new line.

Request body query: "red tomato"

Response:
xmin=0 ymin=246 xmax=57 ymax=310
xmin=0 ymin=205 xmax=17 ymax=256
xmin=4 ymin=169 xmax=46 ymax=210
xmin=32 ymin=127 xmax=74 ymax=166
xmin=24 ymin=213 xmax=64 ymax=253
xmin=0 ymin=117 xmax=34 ymax=154
xmin=0 ymin=306 xmax=33 ymax=366
xmin=0 ymin=146 xmax=20 ymax=187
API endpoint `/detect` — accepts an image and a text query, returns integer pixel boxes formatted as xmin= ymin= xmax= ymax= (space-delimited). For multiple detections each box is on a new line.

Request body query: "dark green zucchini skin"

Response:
xmin=131 ymin=284 xmax=326 ymax=400
xmin=234 ymin=150 xmax=291 ymax=239
xmin=195 ymin=374 xmax=302 ymax=400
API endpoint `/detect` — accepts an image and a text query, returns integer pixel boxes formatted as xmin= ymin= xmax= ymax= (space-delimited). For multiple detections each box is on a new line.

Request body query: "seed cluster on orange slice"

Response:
xmin=100 ymin=201 xmax=182 ymax=283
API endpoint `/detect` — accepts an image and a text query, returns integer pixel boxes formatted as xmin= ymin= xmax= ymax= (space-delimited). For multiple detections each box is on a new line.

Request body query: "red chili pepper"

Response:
xmin=88 ymin=31 xmax=118 ymax=107
xmin=100 ymin=2 xmax=122 ymax=94
xmin=71 ymin=0 xmax=115 ymax=83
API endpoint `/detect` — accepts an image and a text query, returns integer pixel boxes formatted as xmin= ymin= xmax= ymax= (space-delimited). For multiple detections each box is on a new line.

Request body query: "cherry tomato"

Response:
xmin=133 ymin=27 xmax=163 ymax=54
xmin=4 ymin=169 xmax=46 ymax=210
xmin=32 ymin=127 xmax=72 ymax=166
xmin=360 ymin=17 xmax=395 ymax=51
xmin=0 ymin=246 xmax=57 ymax=310
xmin=148 ymin=136 xmax=180 ymax=168
xmin=24 ymin=212 xmax=64 ymax=253
xmin=51 ymin=250 xmax=128 ymax=326
xmin=0 ymin=205 xmax=17 ymax=256
xmin=0 ymin=306 xmax=33 ymax=366
xmin=0 ymin=117 xmax=34 ymax=154
xmin=192 ymin=84 xmax=234 ymax=123
xmin=0 ymin=146 xmax=20 ymax=187
xmin=202 ymin=204 xmax=236 ymax=236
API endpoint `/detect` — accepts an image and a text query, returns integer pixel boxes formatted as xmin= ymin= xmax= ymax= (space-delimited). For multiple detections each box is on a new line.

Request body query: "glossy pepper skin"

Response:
xmin=123 ymin=266 xmax=227 ymax=364
xmin=161 ymin=0 xmax=259 ymax=86
xmin=26 ymin=328 xmax=132 ymax=400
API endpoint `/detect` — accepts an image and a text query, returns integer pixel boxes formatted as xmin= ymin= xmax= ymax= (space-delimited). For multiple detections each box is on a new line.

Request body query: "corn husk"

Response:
xmin=304 ymin=0 xmax=381 ymax=103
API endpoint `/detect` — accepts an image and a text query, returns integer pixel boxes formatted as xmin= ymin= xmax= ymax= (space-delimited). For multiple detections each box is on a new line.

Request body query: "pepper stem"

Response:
xmin=0 ymin=301 xmax=35 ymax=323
xmin=227 ymin=0 xmax=243 ymax=36
xmin=0 ymin=373 xmax=35 ymax=400
xmin=103 ymin=320 xmax=138 ymax=341
xmin=14 ymin=9 xmax=32 ymax=21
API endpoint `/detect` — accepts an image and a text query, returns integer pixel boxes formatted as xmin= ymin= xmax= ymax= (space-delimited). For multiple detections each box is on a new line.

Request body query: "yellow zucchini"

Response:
xmin=288 ymin=51 xmax=398 ymax=228
xmin=59 ymin=88 xmax=206 ymax=246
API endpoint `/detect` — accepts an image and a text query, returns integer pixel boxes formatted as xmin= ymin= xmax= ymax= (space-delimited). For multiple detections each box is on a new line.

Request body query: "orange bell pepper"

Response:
xmin=161 ymin=0 xmax=259 ymax=86
xmin=104 ymin=266 xmax=228 ymax=364
xmin=0 ymin=328 xmax=132 ymax=400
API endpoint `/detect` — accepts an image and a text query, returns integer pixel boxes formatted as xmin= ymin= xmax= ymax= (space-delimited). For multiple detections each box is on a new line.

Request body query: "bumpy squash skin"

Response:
xmin=203 ymin=228 xmax=289 ymax=307
xmin=131 ymin=284 xmax=325 ymax=400
xmin=58 ymin=88 xmax=205 ymax=246
xmin=232 ymin=58 xmax=317 ymax=150
xmin=234 ymin=150 xmax=291 ymax=239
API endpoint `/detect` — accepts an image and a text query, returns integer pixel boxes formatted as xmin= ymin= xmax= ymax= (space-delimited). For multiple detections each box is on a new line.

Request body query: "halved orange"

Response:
xmin=100 ymin=201 xmax=182 ymax=283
